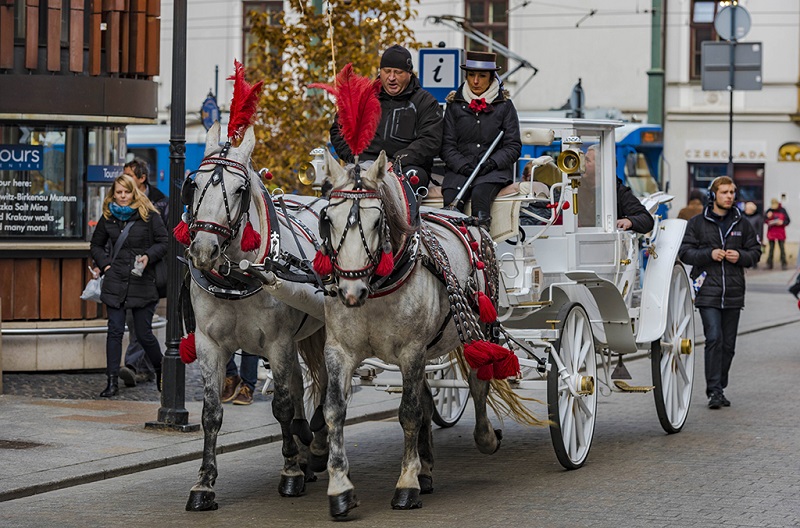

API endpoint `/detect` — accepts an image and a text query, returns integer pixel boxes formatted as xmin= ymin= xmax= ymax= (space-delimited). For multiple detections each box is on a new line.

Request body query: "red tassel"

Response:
xmin=240 ymin=221 xmax=261 ymax=252
xmin=313 ymin=250 xmax=333 ymax=276
xmin=492 ymin=352 xmax=520 ymax=379
xmin=477 ymin=291 xmax=497 ymax=323
xmin=470 ymin=241 xmax=479 ymax=250
xmin=179 ymin=333 xmax=197 ymax=364
xmin=477 ymin=365 xmax=494 ymax=381
xmin=173 ymin=220 xmax=190 ymax=246
xmin=459 ymin=226 xmax=468 ymax=234
xmin=376 ymin=250 xmax=394 ymax=276
xmin=463 ymin=341 xmax=495 ymax=369
xmin=476 ymin=261 xmax=485 ymax=270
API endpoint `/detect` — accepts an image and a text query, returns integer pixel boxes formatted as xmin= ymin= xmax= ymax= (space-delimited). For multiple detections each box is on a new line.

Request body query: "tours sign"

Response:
xmin=0 ymin=145 xmax=43 ymax=171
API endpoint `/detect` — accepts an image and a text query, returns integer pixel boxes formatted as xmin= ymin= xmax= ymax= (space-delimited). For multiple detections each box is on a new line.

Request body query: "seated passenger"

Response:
xmin=440 ymin=51 xmax=522 ymax=226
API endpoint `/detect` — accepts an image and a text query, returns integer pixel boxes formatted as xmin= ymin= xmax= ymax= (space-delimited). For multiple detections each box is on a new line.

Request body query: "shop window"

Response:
xmin=466 ymin=0 xmax=509 ymax=72
xmin=690 ymin=0 xmax=720 ymax=80
xmin=687 ymin=162 xmax=765 ymax=212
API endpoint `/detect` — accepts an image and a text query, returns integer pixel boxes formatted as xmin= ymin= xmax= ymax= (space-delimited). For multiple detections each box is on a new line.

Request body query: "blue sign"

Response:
xmin=201 ymin=94 xmax=221 ymax=131
xmin=419 ymin=48 xmax=463 ymax=103
xmin=0 ymin=145 xmax=43 ymax=170
xmin=87 ymin=165 xmax=123 ymax=183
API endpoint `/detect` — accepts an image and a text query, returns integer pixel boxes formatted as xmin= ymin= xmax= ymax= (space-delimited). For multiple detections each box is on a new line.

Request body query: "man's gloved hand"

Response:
xmin=459 ymin=163 xmax=475 ymax=176
xmin=478 ymin=159 xmax=497 ymax=176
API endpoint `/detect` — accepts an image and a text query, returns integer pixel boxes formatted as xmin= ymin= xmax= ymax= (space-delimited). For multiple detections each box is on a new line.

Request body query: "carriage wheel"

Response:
xmin=429 ymin=359 xmax=470 ymax=428
xmin=547 ymin=302 xmax=597 ymax=470
xmin=651 ymin=263 xmax=695 ymax=434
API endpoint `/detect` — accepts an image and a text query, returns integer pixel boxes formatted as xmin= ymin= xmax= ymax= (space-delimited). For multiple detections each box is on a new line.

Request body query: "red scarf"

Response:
xmin=468 ymin=98 xmax=489 ymax=113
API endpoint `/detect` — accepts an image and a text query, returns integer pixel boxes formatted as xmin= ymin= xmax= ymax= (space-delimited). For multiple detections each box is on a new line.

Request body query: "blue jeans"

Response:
xmin=698 ymin=307 xmax=741 ymax=397
xmin=106 ymin=303 xmax=163 ymax=376
xmin=225 ymin=352 xmax=259 ymax=390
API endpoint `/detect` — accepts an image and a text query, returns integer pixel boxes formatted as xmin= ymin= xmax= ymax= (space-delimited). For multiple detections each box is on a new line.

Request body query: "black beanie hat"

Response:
xmin=380 ymin=45 xmax=413 ymax=72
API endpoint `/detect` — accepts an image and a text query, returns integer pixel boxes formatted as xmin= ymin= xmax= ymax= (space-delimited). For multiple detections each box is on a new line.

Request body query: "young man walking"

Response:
xmin=679 ymin=176 xmax=761 ymax=409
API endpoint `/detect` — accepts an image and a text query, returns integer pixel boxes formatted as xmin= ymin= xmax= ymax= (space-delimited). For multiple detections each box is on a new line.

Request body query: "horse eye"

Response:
xmin=234 ymin=186 xmax=246 ymax=195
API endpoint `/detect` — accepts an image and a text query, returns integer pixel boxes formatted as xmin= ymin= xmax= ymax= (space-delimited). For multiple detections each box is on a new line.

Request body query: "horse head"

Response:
xmin=321 ymin=149 xmax=415 ymax=307
xmin=185 ymin=121 xmax=261 ymax=270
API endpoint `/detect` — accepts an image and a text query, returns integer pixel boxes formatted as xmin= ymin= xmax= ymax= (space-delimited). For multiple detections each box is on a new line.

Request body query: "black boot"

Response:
xmin=99 ymin=375 xmax=119 ymax=398
xmin=476 ymin=211 xmax=492 ymax=229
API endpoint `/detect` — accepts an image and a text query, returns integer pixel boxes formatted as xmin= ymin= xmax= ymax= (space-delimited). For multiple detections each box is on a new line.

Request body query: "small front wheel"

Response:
xmin=429 ymin=359 xmax=470 ymax=428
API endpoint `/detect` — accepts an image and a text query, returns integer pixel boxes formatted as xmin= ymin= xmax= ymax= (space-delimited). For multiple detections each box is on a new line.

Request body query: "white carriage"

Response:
xmin=307 ymin=117 xmax=696 ymax=470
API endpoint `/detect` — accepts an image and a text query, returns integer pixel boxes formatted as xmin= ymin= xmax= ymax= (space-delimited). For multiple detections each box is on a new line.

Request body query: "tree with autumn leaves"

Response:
xmin=246 ymin=0 xmax=424 ymax=193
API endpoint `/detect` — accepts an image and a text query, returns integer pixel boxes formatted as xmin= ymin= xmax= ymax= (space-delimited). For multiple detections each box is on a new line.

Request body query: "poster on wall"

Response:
xmin=0 ymin=144 xmax=79 ymax=237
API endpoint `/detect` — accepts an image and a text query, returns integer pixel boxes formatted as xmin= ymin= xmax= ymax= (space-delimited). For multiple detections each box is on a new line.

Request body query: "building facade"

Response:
xmin=0 ymin=0 xmax=161 ymax=371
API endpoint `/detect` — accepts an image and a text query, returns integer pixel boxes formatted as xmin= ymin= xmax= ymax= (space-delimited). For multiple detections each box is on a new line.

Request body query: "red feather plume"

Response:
xmin=309 ymin=63 xmax=381 ymax=156
xmin=227 ymin=59 xmax=264 ymax=143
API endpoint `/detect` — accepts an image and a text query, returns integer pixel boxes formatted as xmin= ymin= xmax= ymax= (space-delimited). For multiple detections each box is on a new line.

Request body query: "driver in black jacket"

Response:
xmin=678 ymin=176 xmax=761 ymax=410
xmin=330 ymin=45 xmax=443 ymax=194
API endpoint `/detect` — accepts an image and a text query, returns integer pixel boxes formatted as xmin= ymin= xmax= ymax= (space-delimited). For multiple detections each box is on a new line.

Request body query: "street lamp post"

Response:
xmin=146 ymin=0 xmax=199 ymax=432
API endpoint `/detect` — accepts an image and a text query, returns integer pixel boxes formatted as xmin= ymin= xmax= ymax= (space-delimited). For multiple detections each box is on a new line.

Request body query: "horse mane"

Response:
xmin=378 ymin=172 xmax=417 ymax=254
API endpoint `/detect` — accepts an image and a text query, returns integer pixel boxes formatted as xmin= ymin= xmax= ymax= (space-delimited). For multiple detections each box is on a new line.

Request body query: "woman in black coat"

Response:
xmin=90 ymin=174 xmax=168 ymax=397
xmin=440 ymin=51 xmax=522 ymax=225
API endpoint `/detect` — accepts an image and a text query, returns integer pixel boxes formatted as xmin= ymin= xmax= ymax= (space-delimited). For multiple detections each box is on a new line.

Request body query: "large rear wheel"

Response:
xmin=651 ymin=264 xmax=695 ymax=434
xmin=429 ymin=358 xmax=470 ymax=428
xmin=547 ymin=302 xmax=597 ymax=470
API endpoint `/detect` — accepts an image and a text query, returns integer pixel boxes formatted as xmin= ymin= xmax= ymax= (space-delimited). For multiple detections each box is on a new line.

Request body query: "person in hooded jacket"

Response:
xmin=440 ymin=51 xmax=522 ymax=226
xmin=678 ymin=176 xmax=761 ymax=410
xmin=90 ymin=174 xmax=168 ymax=397
xmin=764 ymin=198 xmax=790 ymax=270
xmin=329 ymin=44 xmax=443 ymax=194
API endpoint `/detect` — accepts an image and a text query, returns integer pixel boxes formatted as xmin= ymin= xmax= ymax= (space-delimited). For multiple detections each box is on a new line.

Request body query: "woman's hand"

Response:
xmin=137 ymin=254 xmax=150 ymax=269
xmin=103 ymin=265 xmax=111 ymax=272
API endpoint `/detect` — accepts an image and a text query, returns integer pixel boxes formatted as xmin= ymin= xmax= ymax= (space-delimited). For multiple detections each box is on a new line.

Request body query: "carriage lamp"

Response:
xmin=301 ymin=147 xmax=327 ymax=193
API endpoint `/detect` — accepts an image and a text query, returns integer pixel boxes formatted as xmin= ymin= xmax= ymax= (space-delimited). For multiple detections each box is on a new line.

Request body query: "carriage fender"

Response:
xmin=636 ymin=218 xmax=688 ymax=344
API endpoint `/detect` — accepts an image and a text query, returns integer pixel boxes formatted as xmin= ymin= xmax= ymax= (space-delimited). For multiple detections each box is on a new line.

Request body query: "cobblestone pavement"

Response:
xmin=1 ymin=356 xmax=272 ymax=403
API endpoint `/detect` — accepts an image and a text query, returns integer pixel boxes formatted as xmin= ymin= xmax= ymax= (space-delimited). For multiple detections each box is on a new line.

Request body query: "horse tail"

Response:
xmin=297 ymin=327 xmax=327 ymax=409
xmin=453 ymin=347 xmax=551 ymax=427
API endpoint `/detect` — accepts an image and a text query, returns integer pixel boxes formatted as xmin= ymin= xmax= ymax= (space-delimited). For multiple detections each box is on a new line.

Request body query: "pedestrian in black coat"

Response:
xmin=440 ymin=51 xmax=522 ymax=224
xmin=616 ymin=179 xmax=654 ymax=234
xmin=90 ymin=174 xmax=168 ymax=397
xmin=330 ymin=45 xmax=442 ymax=194
xmin=678 ymin=176 xmax=761 ymax=409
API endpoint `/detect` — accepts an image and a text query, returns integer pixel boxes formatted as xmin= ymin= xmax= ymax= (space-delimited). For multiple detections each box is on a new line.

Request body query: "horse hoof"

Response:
xmin=308 ymin=451 xmax=329 ymax=473
xmin=300 ymin=464 xmax=319 ymax=483
xmin=493 ymin=428 xmax=503 ymax=453
xmin=279 ymin=474 xmax=306 ymax=497
xmin=185 ymin=490 xmax=218 ymax=511
xmin=291 ymin=418 xmax=313 ymax=446
xmin=310 ymin=405 xmax=325 ymax=432
xmin=418 ymin=475 xmax=434 ymax=494
xmin=391 ymin=488 xmax=422 ymax=510
xmin=329 ymin=489 xmax=359 ymax=518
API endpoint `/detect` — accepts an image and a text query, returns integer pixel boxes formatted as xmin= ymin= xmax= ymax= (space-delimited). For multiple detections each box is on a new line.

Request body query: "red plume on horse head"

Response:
xmin=309 ymin=63 xmax=382 ymax=158
xmin=227 ymin=59 xmax=264 ymax=144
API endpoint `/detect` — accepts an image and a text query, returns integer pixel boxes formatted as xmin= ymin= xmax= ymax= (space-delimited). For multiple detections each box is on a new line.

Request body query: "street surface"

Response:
xmin=2 ymin=319 xmax=798 ymax=527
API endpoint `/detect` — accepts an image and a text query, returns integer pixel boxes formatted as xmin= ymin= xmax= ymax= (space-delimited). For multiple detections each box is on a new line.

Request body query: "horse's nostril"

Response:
xmin=209 ymin=245 xmax=220 ymax=260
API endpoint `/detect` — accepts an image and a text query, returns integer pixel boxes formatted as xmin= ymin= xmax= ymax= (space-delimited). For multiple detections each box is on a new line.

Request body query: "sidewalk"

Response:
xmin=0 ymin=268 xmax=798 ymax=503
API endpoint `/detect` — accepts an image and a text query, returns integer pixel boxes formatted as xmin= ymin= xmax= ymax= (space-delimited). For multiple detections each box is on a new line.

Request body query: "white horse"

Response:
xmin=319 ymin=151 xmax=544 ymax=519
xmin=184 ymin=122 xmax=328 ymax=511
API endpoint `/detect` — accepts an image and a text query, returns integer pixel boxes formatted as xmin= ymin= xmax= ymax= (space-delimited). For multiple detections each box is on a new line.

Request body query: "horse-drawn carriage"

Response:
xmin=179 ymin=65 xmax=694 ymax=518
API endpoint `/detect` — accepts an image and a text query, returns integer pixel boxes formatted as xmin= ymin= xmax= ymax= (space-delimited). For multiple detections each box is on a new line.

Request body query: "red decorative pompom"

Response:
xmin=470 ymin=241 xmax=479 ymax=250
xmin=313 ymin=250 xmax=333 ymax=276
xmin=477 ymin=291 xmax=497 ymax=323
xmin=179 ymin=333 xmax=197 ymax=364
xmin=173 ymin=220 xmax=190 ymax=246
xmin=463 ymin=341 xmax=495 ymax=369
xmin=477 ymin=365 xmax=494 ymax=381
xmin=459 ymin=226 xmax=468 ymax=234
xmin=562 ymin=201 xmax=570 ymax=210
xmin=409 ymin=175 xmax=419 ymax=186
xmin=476 ymin=261 xmax=485 ymax=270
xmin=376 ymin=250 xmax=394 ymax=276
xmin=492 ymin=352 xmax=520 ymax=379
xmin=240 ymin=220 xmax=261 ymax=252
xmin=263 ymin=170 xmax=273 ymax=180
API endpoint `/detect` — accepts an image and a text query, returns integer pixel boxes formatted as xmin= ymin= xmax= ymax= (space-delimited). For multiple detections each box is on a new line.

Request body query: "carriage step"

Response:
xmin=613 ymin=380 xmax=654 ymax=393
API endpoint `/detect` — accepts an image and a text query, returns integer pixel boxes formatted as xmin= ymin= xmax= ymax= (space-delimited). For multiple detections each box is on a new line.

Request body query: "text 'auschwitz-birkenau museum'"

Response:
xmin=0 ymin=0 xmax=161 ymax=371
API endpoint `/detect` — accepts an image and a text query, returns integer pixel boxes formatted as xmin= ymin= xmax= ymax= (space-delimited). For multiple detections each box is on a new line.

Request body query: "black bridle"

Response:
xmin=181 ymin=153 xmax=252 ymax=254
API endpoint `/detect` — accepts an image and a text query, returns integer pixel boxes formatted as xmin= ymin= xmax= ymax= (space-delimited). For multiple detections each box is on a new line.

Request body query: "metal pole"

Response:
xmin=214 ymin=65 xmax=219 ymax=100
xmin=449 ymin=131 xmax=504 ymax=208
xmin=146 ymin=0 xmax=199 ymax=432
xmin=727 ymin=9 xmax=737 ymax=179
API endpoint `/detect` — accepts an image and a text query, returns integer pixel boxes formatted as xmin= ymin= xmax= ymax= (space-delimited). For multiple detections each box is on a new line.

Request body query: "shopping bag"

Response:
xmin=80 ymin=271 xmax=104 ymax=303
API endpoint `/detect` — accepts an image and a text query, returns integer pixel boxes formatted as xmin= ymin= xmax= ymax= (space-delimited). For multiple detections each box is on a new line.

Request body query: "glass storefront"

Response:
xmin=0 ymin=124 xmax=125 ymax=241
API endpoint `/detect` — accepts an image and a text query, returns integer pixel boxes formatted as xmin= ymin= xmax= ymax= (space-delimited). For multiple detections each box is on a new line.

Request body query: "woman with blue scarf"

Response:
xmin=90 ymin=174 xmax=168 ymax=397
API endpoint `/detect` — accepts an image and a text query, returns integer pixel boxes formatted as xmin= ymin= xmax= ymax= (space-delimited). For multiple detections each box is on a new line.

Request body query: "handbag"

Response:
xmin=81 ymin=220 xmax=136 ymax=303
xmin=148 ymin=216 xmax=169 ymax=298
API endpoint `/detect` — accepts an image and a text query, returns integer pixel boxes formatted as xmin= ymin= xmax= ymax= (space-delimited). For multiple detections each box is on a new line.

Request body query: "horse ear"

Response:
xmin=238 ymin=127 xmax=257 ymax=157
xmin=362 ymin=151 xmax=387 ymax=188
xmin=205 ymin=121 xmax=221 ymax=155
xmin=324 ymin=149 xmax=348 ymax=189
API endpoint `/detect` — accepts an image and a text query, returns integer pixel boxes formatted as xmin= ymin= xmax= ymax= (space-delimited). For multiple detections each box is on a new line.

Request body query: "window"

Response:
xmin=690 ymin=1 xmax=720 ymax=80
xmin=242 ymin=1 xmax=282 ymax=70
xmin=688 ymin=162 xmax=765 ymax=212
xmin=466 ymin=0 xmax=509 ymax=72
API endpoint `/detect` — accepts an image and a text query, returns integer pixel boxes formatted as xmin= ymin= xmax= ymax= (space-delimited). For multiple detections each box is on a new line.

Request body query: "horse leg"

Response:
xmin=186 ymin=345 xmax=230 ymax=511
xmin=417 ymin=379 xmax=435 ymax=495
xmin=271 ymin=348 xmax=308 ymax=497
xmin=468 ymin=370 xmax=502 ymax=455
xmin=325 ymin=342 xmax=359 ymax=519
xmin=391 ymin=357 xmax=426 ymax=510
